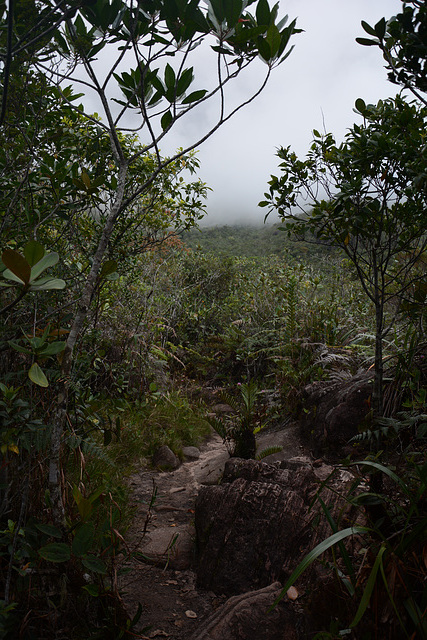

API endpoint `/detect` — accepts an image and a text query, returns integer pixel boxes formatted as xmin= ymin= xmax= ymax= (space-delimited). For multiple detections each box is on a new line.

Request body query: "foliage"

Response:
xmin=207 ymin=380 xmax=266 ymax=459
xmin=182 ymin=223 xmax=340 ymax=261
xmin=261 ymin=95 xmax=427 ymax=417
xmin=0 ymin=0 xmax=301 ymax=531
xmin=0 ymin=0 xmax=302 ymax=632
xmin=129 ymin=390 xmax=212 ymax=459
xmin=273 ymin=448 xmax=427 ymax=639
xmin=1 ymin=2 xmax=425 ymax=634
xmin=357 ymin=1 xmax=427 ymax=102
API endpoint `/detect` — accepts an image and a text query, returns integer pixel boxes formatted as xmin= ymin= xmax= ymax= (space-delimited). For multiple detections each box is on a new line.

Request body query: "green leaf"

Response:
xmin=105 ymin=272 xmax=119 ymax=281
xmin=256 ymin=0 xmax=271 ymax=26
xmin=8 ymin=341 xmax=32 ymax=355
xmin=350 ymin=545 xmax=386 ymax=627
xmin=38 ymin=542 xmax=71 ymax=563
xmin=355 ymin=37 xmax=378 ymax=47
xmin=81 ymin=169 xmax=91 ymax=189
xmin=265 ymin=24 xmax=281 ymax=57
xmin=28 ymin=363 xmax=49 ymax=388
xmin=1 ymin=249 xmax=31 ymax=284
xmin=257 ymin=35 xmax=271 ymax=61
xmin=161 ymin=110 xmax=173 ymax=130
xmin=72 ymin=523 xmax=95 ymax=557
xmin=82 ymin=554 xmax=107 ymax=574
xmin=1 ymin=270 xmax=26 ymax=285
xmin=100 ymin=260 xmax=118 ymax=278
xmin=30 ymin=278 xmax=66 ymax=291
xmin=209 ymin=0 xmax=226 ymax=24
xmin=39 ymin=341 xmax=66 ymax=356
xmin=30 ymin=252 xmax=59 ymax=280
xmin=352 ymin=460 xmax=411 ymax=497
xmin=355 ymin=98 xmax=366 ymax=113
xmin=176 ymin=68 xmax=194 ymax=97
xmin=24 ymin=241 xmax=45 ymax=267
xmin=225 ymin=0 xmax=243 ymax=28
xmin=83 ymin=584 xmax=100 ymax=597
xmin=181 ymin=89 xmax=208 ymax=104
xmin=87 ymin=485 xmax=106 ymax=505
xmin=164 ymin=63 xmax=176 ymax=90
xmin=361 ymin=20 xmax=377 ymax=37
xmin=374 ymin=18 xmax=386 ymax=39
xmin=35 ymin=523 xmax=63 ymax=538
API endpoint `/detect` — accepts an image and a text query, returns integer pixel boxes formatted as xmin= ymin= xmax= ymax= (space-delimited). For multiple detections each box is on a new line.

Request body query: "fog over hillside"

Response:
xmin=165 ymin=0 xmax=402 ymax=226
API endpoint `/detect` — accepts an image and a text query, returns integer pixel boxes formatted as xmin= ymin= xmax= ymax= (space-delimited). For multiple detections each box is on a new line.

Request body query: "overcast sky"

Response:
xmin=158 ymin=0 xmax=403 ymax=226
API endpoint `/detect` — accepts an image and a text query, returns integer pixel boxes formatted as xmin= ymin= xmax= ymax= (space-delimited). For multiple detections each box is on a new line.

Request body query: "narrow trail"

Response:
xmin=120 ymin=425 xmax=305 ymax=639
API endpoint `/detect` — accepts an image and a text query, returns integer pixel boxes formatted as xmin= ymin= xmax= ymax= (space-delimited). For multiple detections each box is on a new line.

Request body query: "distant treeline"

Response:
xmin=182 ymin=224 xmax=339 ymax=262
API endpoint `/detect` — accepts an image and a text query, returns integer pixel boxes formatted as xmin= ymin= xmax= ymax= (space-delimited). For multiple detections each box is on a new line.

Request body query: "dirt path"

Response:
xmin=120 ymin=424 xmax=305 ymax=639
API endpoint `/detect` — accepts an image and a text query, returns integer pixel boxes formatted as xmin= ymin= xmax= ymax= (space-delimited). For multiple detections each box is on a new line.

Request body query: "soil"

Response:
xmin=119 ymin=423 xmax=307 ymax=639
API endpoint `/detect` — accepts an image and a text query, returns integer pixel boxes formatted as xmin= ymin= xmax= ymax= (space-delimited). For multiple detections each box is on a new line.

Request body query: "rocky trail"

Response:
xmin=119 ymin=423 xmax=307 ymax=639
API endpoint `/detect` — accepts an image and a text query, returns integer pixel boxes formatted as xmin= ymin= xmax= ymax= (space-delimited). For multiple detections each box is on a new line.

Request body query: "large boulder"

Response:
xmin=299 ymin=371 xmax=373 ymax=455
xmin=194 ymin=458 xmax=352 ymax=596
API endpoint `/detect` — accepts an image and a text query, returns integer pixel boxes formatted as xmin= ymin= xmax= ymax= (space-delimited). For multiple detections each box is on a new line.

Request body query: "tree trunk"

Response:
xmin=49 ymin=162 xmax=128 ymax=525
xmin=372 ymin=298 xmax=384 ymax=420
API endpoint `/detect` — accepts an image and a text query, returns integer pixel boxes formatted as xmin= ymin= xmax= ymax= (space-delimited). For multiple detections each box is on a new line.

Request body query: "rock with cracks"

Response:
xmin=194 ymin=458 xmax=333 ymax=596
xmin=187 ymin=582 xmax=304 ymax=640
xmin=300 ymin=370 xmax=373 ymax=455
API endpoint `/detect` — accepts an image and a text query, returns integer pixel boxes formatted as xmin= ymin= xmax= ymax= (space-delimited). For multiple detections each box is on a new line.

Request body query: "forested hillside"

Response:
xmin=182 ymin=224 xmax=339 ymax=261
xmin=1 ymin=1 xmax=426 ymax=639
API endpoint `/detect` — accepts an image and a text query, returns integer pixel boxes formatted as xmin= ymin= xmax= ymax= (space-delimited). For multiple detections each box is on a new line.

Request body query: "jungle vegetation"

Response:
xmin=0 ymin=1 xmax=426 ymax=638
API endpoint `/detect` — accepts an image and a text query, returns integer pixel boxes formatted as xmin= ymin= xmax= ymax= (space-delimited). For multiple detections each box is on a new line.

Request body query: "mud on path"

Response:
xmin=119 ymin=425 xmax=305 ymax=639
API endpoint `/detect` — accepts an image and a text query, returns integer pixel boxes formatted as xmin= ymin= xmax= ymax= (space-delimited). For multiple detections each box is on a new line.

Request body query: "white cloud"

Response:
xmin=167 ymin=0 xmax=403 ymax=226
xmin=71 ymin=0 xmax=404 ymax=226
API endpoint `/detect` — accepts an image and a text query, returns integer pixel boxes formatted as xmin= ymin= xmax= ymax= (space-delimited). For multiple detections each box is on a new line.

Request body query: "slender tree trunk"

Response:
xmin=369 ymin=288 xmax=386 ymax=521
xmin=49 ymin=162 xmax=128 ymax=525
xmin=372 ymin=298 xmax=384 ymax=420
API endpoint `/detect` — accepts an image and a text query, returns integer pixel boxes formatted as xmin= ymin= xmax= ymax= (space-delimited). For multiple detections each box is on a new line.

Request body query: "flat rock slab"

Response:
xmin=140 ymin=524 xmax=195 ymax=570
xmin=192 ymin=448 xmax=230 ymax=485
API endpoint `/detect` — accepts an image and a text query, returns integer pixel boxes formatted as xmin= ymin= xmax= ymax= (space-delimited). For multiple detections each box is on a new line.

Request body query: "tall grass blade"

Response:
xmin=270 ymin=526 xmax=366 ymax=610
xmin=350 ymin=544 xmax=386 ymax=628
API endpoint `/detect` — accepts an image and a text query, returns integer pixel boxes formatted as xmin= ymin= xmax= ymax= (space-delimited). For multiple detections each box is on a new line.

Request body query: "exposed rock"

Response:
xmin=194 ymin=458 xmax=342 ymax=595
xmin=139 ymin=524 xmax=195 ymax=570
xmin=211 ymin=403 xmax=234 ymax=414
xmin=152 ymin=445 xmax=180 ymax=471
xmin=300 ymin=370 xmax=373 ymax=455
xmin=192 ymin=448 xmax=229 ymax=486
xmin=187 ymin=582 xmax=304 ymax=640
xmin=182 ymin=446 xmax=201 ymax=461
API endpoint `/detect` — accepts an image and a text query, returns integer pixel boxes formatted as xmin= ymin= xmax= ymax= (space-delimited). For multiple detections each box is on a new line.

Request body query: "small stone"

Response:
xmin=287 ymin=586 xmax=299 ymax=600
xmin=182 ymin=446 xmax=201 ymax=461
xmin=152 ymin=445 xmax=180 ymax=471
xmin=185 ymin=610 xmax=198 ymax=618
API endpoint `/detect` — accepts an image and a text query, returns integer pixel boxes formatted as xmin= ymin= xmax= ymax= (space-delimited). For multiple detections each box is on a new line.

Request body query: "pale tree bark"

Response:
xmin=49 ymin=162 xmax=128 ymax=525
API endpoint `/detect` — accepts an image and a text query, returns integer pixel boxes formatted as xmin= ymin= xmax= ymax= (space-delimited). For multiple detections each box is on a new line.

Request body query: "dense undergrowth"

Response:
xmin=1 ymin=232 xmax=426 ymax=639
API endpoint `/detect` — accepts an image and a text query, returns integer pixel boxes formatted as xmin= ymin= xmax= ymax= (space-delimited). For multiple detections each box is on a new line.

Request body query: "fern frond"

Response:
xmin=80 ymin=437 xmax=115 ymax=465
xmin=328 ymin=370 xmax=353 ymax=383
xmin=256 ymin=445 xmax=283 ymax=460
xmin=218 ymin=391 xmax=239 ymax=413
xmin=205 ymin=415 xmax=228 ymax=440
